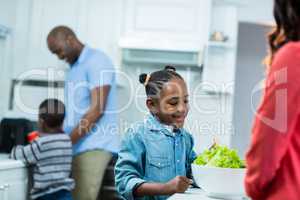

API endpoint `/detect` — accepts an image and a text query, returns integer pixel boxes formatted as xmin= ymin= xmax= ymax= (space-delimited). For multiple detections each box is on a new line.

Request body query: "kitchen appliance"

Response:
xmin=0 ymin=118 xmax=33 ymax=153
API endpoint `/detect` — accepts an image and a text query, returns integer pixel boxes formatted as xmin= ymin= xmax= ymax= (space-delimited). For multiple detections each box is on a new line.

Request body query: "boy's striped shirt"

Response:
xmin=11 ymin=134 xmax=74 ymax=199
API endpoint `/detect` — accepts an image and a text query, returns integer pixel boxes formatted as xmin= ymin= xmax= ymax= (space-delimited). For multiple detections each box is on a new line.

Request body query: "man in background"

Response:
xmin=47 ymin=26 xmax=120 ymax=200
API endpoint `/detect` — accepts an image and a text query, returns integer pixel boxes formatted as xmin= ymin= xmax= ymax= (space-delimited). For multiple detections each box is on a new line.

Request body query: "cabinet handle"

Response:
xmin=3 ymin=184 xmax=10 ymax=189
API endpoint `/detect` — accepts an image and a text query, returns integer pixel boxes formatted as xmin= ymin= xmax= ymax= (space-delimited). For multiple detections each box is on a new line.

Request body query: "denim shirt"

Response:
xmin=115 ymin=114 xmax=197 ymax=200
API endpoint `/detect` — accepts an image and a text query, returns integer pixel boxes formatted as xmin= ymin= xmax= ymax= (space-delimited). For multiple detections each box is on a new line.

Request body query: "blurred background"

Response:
xmin=0 ymin=0 xmax=274 ymax=157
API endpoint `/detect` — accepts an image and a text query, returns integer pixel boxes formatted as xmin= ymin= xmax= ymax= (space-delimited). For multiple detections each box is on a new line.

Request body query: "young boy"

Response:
xmin=10 ymin=99 xmax=74 ymax=200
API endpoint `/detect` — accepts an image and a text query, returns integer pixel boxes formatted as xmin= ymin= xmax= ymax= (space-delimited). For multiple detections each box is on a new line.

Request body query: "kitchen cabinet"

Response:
xmin=202 ymin=0 xmax=239 ymax=94
xmin=121 ymin=0 xmax=211 ymax=47
xmin=79 ymin=0 xmax=123 ymax=70
xmin=0 ymin=154 xmax=28 ymax=200
xmin=119 ymin=0 xmax=211 ymax=70
xmin=0 ymin=179 xmax=28 ymax=200
xmin=25 ymin=0 xmax=79 ymax=74
xmin=119 ymin=0 xmax=239 ymax=93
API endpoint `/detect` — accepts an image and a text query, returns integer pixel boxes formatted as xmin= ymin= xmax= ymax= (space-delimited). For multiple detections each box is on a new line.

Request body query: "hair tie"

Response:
xmin=144 ymin=74 xmax=151 ymax=86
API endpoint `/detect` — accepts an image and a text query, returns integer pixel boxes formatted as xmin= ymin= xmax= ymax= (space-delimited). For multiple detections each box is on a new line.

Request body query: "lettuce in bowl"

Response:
xmin=194 ymin=145 xmax=245 ymax=168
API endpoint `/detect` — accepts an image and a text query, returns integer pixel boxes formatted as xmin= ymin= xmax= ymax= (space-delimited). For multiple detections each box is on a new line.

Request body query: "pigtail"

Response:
xmin=164 ymin=65 xmax=176 ymax=72
xmin=139 ymin=73 xmax=148 ymax=84
xmin=139 ymin=73 xmax=151 ymax=86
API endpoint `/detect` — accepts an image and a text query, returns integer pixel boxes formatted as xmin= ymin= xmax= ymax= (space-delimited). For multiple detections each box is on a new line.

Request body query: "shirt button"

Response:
xmin=158 ymin=163 xmax=161 ymax=166
xmin=177 ymin=160 xmax=180 ymax=163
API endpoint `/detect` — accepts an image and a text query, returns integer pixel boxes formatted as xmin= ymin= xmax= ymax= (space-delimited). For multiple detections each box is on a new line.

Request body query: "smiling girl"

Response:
xmin=115 ymin=66 xmax=197 ymax=200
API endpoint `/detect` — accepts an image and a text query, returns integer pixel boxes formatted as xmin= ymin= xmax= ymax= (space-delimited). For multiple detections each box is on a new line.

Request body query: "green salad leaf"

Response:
xmin=194 ymin=145 xmax=245 ymax=168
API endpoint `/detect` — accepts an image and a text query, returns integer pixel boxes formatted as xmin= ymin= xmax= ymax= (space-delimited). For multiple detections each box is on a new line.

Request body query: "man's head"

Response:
xmin=38 ymin=99 xmax=65 ymax=133
xmin=47 ymin=26 xmax=83 ymax=65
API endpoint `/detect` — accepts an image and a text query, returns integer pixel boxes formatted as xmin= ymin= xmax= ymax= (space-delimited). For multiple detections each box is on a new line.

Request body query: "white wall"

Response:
xmin=231 ymin=22 xmax=270 ymax=157
xmin=0 ymin=38 xmax=7 ymax=117
xmin=0 ymin=0 xmax=18 ymax=118
xmin=0 ymin=0 xmax=17 ymax=27
xmin=238 ymin=0 xmax=274 ymax=24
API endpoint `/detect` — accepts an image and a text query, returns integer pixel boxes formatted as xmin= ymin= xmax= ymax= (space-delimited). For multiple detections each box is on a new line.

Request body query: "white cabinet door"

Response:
xmin=15 ymin=0 xmax=122 ymax=78
xmin=24 ymin=0 xmax=80 ymax=75
xmin=78 ymin=0 xmax=123 ymax=68
xmin=2 ymin=184 xmax=10 ymax=200
xmin=0 ymin=166 xmax=28 ymax=200
xmin=0 ymin=181 xmax=28 ymax=200
xmin=0 ymin=185 xmax=5 ymax=200
xmin=202 ymin=3 xmax=238 ymax=94
xmin=5 ymin=179 xmax=28 ymax=200
xmin=122 ymin=0 xmax=211 ymax=47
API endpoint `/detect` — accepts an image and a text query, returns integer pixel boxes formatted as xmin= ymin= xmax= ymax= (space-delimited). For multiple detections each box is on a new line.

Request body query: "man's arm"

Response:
xmin=70 ymin=85 xmax=110 ymax=144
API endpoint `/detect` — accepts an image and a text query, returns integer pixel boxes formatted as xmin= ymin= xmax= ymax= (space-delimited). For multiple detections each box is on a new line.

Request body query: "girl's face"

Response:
xmin=147 ymin=78 xmax=189 ymax=128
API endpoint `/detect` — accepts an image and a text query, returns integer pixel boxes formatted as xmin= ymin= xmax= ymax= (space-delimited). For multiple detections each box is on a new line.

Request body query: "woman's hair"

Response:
xmin=139 ymin=66 xmax=183 ymax=97
xmin=266 ymin=0 xmax=300 ymax=66
xmin=39 ymin=98 xmax=65 ymax=128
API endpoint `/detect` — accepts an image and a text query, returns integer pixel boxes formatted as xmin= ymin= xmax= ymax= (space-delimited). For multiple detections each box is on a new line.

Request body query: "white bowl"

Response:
xmin=192 ymin=164 xmax=247 ymax=199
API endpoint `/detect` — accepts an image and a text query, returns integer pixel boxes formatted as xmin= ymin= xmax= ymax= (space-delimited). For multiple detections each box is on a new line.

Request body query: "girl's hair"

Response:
xmin=139 ymin=66 xmax=183 ymax=97
xmin=266 ymin=0 xmax=300 ymax=66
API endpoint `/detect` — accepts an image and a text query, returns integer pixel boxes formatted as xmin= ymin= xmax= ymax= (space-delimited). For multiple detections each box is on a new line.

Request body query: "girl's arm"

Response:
xmin=245 ymin=44 xmax=300 ymax=199
xmin=134 ymin=176 xmax=192 ymax=197
xmin=132 ymin=131 xmax=194 ymax=197
xmin=115 ymin=129 xmax=147 ymax=200
xmin=115 ymin=128 xmax=191 ymax=199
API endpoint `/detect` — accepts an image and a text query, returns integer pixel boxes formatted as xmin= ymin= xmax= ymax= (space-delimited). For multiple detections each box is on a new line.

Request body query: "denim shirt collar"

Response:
xmin=144 ymin=114 xmax=183 ymax=137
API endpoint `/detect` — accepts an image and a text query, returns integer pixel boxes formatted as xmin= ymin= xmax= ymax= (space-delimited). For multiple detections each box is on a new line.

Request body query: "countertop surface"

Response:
xmin=169 ymin=188 xmax=249 ymax=200
xmin=0 ymin=153 xmax=26 ymax=170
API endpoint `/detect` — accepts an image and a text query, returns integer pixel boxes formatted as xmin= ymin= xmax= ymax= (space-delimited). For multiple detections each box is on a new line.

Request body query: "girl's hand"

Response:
xmin=164 ymin=176 xmax=192 ymax=194
xmin=133 ymin=176 xmax=192 ymax=197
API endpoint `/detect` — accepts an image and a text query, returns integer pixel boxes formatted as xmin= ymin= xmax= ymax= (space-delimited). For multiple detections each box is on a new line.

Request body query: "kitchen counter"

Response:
xmin=169 ymin=188 xmax=249 ymax=200
xmin=0 ymin=153 xmax=25 ymax=170
xmin=0 ymin=153 xmax=28 ymax=200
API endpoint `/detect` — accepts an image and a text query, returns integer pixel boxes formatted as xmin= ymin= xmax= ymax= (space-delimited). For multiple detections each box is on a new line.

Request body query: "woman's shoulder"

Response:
xmin=269 ymin=42 xmax=300 ymax=77
xmin=273 ymin=42 xmax=300 ymax=65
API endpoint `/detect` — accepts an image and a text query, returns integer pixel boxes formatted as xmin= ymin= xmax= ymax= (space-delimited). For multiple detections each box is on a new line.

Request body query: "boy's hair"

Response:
xmin=139 ymin=66 xmax=183 ymax=97
xmin=39 ymin=99 xmax=65 ymax=128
